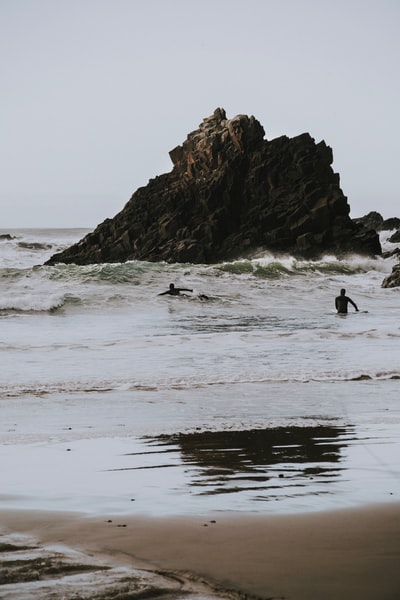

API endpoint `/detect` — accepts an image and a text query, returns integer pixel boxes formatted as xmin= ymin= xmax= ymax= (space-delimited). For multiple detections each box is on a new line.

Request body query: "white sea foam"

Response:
xmin=0 ymin=292 xmax=66 ymax=312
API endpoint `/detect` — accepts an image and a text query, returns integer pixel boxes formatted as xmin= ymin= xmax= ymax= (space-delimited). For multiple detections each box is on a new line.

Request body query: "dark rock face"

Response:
xmin=389 ymin=230 xmax=400 ymax=243
xmin=382 ymin=221 xmax=400 ymax=287
xmin=382 ymin=223 xmax=400 ymax=287
xmin=382 ymin=263 xmax=400 ymax=288
xmin=46 ymin=108 xmax=381 ymax=266
xmin=383 ymin=217 xmax=400 ymax=230
xmin=382 ymin=247 xmax=400 ymax=259
xmin=353 ymin=212 xmax=400 ymax=233
xmin=353 ymin=211 xmax=384 ymax=231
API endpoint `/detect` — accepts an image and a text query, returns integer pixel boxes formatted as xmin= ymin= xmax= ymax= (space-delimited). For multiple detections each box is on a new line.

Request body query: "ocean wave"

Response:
xmin=0 ymin=376 xmax=386 ymax=403
xmin=219 ymin=260 xmax=292 ymax=278
xmin=2 ymin=239 xmax=392 ymax=285
xmin=120 ymin=369 xmax=400 ymax=390
xmin=217 ymin=253 xmax=391 ymax=279
xmin=47 ymin=260 xmax=162 ymax=284
xmin=0 ymin=293 xmax=66 ymax=313
xmin=0 ymin=267 xmax=30 ymax=281
xmin=2 ymin=367 xmax=399 ymax=402
xmin=0 ymin=228 xmax=90 ymax=269
xmin=17 ymin=241 xmax=53 ymax=250
xmin=0 ymin=381 xmax=115 ymax=398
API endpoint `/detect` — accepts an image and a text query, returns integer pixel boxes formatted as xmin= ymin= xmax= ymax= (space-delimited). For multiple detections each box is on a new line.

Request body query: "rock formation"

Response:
xmin=45 ymin=108 xmax=381 ymax=266
xmin=353 ymin=211 xmax=400 ymax=232
xmin=354 ymin=212 xmax=400 ymax=285
xmin=353 ymin=211 xmax=384 ymax=232
xmin=380 ymin=215 xmax=400 ymax=287
xmin=382 ymin=262 xmax=400 ymax=288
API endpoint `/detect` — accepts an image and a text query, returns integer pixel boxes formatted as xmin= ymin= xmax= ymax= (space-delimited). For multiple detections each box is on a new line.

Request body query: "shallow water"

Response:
xmin=0 ymin=228 xmax=400 ymax=517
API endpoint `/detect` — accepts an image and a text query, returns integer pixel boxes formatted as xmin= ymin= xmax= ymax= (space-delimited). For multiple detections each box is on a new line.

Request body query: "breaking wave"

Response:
xmin=0 ymin=293 xmax=67 ymax=313
xmin=2 ymin=368 xmax=400 ymax=401
xmin=218 ymin=253 xmax=392 ymax=278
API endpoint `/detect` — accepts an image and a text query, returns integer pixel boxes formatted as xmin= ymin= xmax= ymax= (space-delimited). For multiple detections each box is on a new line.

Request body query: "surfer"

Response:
xmin=335 ymin=288 xmax=359 ymax=314
xmin=158 ymin=283 xmax=193 ymax=296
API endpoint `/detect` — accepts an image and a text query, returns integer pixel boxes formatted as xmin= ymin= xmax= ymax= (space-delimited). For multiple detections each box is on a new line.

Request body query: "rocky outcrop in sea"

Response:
xmin=354 ymin=211 xmax=400 ymax=288
xmin=382 ymin=264 xmax=400 ymax=288
xmin=45 ymin=108 xmax=381 ymax=266
xmin=353 ymin=211 xmax=400 ymax=234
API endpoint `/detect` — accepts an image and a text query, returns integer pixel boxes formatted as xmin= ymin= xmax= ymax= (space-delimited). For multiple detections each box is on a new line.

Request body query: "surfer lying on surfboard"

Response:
xmin=158 ymin=283 xmax=209 ymax=300
xmin=158 ymin=283 xmax=193 ymax=296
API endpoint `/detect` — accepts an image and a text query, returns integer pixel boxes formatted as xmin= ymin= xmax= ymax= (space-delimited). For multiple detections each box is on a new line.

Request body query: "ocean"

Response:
xmin=1 ymin=227 xmax=400 ymax=518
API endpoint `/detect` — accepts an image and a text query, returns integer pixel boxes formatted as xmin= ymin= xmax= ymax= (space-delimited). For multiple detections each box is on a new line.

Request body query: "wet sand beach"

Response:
xmin=2 ymin=396 xmax=400 ymax=599
xmin=1 ymin=503 xmax=400 ymax=600
xmin=2 ymin=399 xmax=400 ymax=598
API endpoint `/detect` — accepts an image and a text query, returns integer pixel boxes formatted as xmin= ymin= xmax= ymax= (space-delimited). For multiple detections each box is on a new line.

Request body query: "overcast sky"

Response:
xmin=1 ymin=0 xmax=399 ymax=228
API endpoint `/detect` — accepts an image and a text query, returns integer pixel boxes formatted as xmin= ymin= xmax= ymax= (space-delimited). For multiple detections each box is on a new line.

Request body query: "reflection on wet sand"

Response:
xmin=141 ymin=425 xmax=350 ymax=504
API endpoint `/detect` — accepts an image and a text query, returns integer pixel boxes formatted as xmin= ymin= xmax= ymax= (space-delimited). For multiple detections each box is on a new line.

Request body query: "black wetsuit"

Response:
xmin=335 ymin=294 xmax=358 ymax=314
xmin=159 ymin=285 xmax=193 ymax=296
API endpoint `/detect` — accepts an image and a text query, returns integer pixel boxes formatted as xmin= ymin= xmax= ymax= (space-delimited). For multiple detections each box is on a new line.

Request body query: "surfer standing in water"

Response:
xmin=335 ymin=288 xmax=359 ymax=314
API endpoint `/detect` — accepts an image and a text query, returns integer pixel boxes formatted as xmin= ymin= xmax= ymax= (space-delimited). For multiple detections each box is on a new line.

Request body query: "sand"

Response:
xmin=1 ymin=503 xmax=400 ymax=600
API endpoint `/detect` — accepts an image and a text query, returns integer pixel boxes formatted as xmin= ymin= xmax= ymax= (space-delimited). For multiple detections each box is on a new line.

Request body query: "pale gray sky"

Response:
xmin=1 ymin=0 xmax=399 ymax=227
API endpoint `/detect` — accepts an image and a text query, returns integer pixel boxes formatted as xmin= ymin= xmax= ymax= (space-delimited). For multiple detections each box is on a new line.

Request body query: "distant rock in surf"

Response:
xmin=382 ymin=263 xmax=400 ymax=288
xmin=381 ymin=220 xmax=400 ymax=287
xmin=45 ymin=108 xmax=381 ymax=266
xmin=355 ymin=211 xmax=400 ymax=287
xmin=353 ymin=211 xmax=400 ymax=232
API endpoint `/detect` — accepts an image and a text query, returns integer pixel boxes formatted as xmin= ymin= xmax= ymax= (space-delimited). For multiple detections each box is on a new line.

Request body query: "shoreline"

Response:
xmin=1 ymin=503 xmax=400 ymax=599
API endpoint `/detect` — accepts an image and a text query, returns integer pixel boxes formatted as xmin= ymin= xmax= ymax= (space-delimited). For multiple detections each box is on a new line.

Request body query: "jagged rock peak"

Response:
xmin=168 ymin=107 xmax=265 ymax=177
xmin=45 ymin=108 xmax=381 ymax=266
